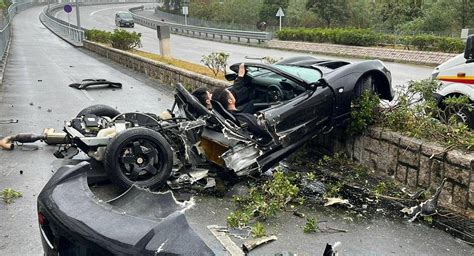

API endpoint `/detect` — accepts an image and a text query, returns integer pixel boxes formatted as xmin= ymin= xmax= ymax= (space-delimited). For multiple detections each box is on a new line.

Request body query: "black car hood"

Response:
xmin=37 ymin=162 xmax=214 ymax=255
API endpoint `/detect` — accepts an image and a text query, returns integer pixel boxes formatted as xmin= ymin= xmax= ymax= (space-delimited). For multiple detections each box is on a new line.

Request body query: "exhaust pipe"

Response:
xmin=0 ymin=137 xmax=13 ymax=150
xmin=0 ymin=129 xmax=69 ymax=150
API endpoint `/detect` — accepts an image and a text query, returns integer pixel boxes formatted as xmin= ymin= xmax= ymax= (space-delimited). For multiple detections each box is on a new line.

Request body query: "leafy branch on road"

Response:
xmin=227 ymin=170 xmax=300 ymax=229
xmin=1 ymin=188 xmax=22 ymax=204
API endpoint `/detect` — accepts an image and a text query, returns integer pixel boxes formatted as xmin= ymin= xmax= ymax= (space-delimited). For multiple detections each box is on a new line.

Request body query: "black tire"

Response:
xmin=454 ymin=107 xmax=474 ymax=128
xmin=76 ymin=104 xmax=120 ymax=118
xmin=354 ymin=75 xmax=375 ymax=98
xmin=104 ymin=127 xmax=173 ymax=190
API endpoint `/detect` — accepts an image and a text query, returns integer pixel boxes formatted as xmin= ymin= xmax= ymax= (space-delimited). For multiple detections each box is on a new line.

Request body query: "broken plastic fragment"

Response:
xmin=324 ymin=197 xmax=353 ymax=208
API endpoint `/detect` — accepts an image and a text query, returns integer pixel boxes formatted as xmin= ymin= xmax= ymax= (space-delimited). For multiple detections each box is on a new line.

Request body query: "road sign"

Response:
xmin=64 ymin=4 xmax=72 ymax=13
xmin=276 ymin=7 xmax=284 ymax=31
xmin=182 ymin=6 xmax=189 ymax=25
xmin=276 ymin=7 xmax=284 ymax=17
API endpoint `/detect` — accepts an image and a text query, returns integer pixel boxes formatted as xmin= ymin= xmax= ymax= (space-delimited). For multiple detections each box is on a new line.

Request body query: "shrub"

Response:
xmin=410 ymin=34 xmax=436 ymax=51
xmin=85 ymin=29 xmax=112 ymax=44
xmin=200 ymin=52 xmax=229 ymax=77
xmin=276 ymin=28 xmax=465 ymax=53
xmin=110 ymin=29 xmax=142 ymax=51
xmin=436 ymin=37 xmax=465 ymax=53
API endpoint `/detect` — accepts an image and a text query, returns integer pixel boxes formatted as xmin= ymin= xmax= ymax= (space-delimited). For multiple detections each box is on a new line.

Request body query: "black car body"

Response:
xmin=38 ymin=162 xmax=214 ymax=255
xmin=115 ymin=11 xmax=134 ymax=28
xmin=46 ymin=56 xmax=392 ymax=190
xmin=37 ymin=56 xmax=392 ymax=254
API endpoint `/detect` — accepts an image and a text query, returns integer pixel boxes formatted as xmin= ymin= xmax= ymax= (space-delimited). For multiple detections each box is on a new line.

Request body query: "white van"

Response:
xmin=432 ymin=35 xmax=474 ymax=126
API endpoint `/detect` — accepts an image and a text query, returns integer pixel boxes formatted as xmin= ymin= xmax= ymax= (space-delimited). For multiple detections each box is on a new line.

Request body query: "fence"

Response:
xmin=132 ymin=7 xmax=272 ymax=43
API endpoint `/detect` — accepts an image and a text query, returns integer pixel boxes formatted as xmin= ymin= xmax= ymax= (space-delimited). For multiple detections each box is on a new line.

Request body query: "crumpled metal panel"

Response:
xmin=37 ymin=162 xmax=214 ymax=255
xmin=221 ymin=143 xmax=262 ymax=176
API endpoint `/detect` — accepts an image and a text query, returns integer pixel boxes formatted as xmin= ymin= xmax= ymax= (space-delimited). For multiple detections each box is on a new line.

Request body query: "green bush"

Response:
xmin=276 ymin=28 xmax=382 ymax=47
xmin=85 ymin=29 xmax=112 ymax=44
xmin=435 ymin=37 xmax=465 ymax=53
xmin=110 ymin=29 xmax=142 ymax=51
xmin=276 ymin=28 xmax=465 ymax=53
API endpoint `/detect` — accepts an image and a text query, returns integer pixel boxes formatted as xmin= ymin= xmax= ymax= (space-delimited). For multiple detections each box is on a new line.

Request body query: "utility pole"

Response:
xmin=75 ymin=0 xmax=81 ymax=28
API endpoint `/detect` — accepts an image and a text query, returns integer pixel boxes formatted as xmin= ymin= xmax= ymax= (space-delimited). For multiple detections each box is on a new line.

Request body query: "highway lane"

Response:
xmin=55 ymin=4 xmax=435 ymax=90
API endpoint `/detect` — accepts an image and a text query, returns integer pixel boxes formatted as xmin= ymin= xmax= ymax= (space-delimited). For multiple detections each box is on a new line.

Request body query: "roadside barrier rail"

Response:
xmin=40 ymin=5 xmax=85 ymax=46
xmin=41 ymin=1 xmax=157 ymax=46
xmin=1 ymin=0 xmax=37 ymax=61
xmin=130 ymin=6 xmax=273 ymax=43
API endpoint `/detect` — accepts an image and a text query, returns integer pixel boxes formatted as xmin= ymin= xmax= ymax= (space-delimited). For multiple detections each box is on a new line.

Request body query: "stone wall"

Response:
xmin=345 ymin=127 xmax=473 ymax=217
xmin=82 ymin=40 xmax=230 ymax=90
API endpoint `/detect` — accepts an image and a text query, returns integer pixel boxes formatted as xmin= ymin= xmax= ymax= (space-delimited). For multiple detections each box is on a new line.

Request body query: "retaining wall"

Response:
xmin=82 ymin=40 xmax=230 ymax=90
xmin=345 ymin=127 xmax=473 ymax=217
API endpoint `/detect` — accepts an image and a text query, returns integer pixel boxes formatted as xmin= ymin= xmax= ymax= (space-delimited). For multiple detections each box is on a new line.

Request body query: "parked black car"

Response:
xmin=115 ymin=11 xmax=134 ymax=28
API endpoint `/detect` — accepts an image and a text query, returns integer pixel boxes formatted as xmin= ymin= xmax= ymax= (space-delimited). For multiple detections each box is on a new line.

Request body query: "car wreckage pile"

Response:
xmin=1 ymin=57 xmax=394 ymax=254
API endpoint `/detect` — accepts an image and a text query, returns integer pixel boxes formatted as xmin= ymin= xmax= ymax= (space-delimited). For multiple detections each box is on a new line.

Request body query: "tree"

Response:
xmin=306 ymin=0 xmax=350 ymax=28
xmin=259 ymin=0 xmax=290 ymax=25
xmin=163 ymin=0 xmax=182 ymax=14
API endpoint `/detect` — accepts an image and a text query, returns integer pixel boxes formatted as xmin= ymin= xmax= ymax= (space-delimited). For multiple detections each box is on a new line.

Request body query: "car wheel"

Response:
xmin=76 ymin=104 xmax=120 ymax=118
xmin=454 ymin=107 xmax=474 ymax=128
xmin=354 ymin=75 xmax=375 ymax=98
xmin=104 ymin=127 xmax=173 ymax=190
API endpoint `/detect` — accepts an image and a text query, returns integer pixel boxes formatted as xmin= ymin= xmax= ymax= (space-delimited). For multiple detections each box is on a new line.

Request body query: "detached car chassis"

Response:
xmin=44 ymin=57 xmax=393 ymax=190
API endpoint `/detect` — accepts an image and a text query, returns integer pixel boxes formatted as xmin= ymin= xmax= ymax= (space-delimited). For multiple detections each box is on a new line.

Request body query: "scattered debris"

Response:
xmin=1 ymin=188 xmax=23 ymax=204
xmin=208 ymin=225 xmax=245 ymax=256
xmin=293 ymin=210 xmax=305 ymax=218
xmin=401 ymin=179 xmax=447 ymax=222
xmin=0 ymin=137 xmax=13 ymax=150
xmin=0 ymin=119 xmax=18 ymax=124
xmin=69 ymin=79 xmax=122 ymax=90
xmin=242 ymin=235 xmax=278 ymax=253
xmin=324 ymin=197 xmax=353 ymax=208
xmin=301 ymin=180 xmax=326 ymax=198
xmin=323 ymin=241 xmax=341 ymax=256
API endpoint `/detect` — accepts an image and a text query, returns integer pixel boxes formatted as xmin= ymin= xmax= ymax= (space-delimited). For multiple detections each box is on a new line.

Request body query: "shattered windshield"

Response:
xmin=273 ymin=65 xmax=322 ymax=84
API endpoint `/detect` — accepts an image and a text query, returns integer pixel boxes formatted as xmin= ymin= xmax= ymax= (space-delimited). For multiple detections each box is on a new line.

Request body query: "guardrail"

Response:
xmin=130 ymin=6 xmax=273 ymax=44
xmin=41 ymin=1 xmax=157 ymax=46
xmin=40 ymin=4 xmax=85 ymax=46
xmin=1 ymin=0 xmax=38 ymax=86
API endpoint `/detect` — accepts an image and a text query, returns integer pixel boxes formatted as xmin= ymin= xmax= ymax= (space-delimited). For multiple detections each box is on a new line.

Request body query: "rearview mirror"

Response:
xmin=464 ymin=35 xmax=473 ymax=61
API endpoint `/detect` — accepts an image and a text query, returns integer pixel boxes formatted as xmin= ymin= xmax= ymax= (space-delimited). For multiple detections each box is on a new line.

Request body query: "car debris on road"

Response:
xmin=68 ymin=79 xmax=122 ymax=90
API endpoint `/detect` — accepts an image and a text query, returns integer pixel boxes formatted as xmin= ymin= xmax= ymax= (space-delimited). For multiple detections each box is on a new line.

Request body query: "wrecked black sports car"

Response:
xmin=12 ymin=57 xmax=393 ymax=190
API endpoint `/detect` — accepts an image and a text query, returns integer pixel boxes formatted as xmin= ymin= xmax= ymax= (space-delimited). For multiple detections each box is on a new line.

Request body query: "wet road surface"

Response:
xmin=0 ymin=5 xmax=472 ymax=256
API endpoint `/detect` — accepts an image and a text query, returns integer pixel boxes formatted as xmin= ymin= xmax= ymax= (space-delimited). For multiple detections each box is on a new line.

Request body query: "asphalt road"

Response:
xmin=55 ymin=4 xmax=435 ymax=90
xmin=0 ymin=5 xmax=472 ymax=256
